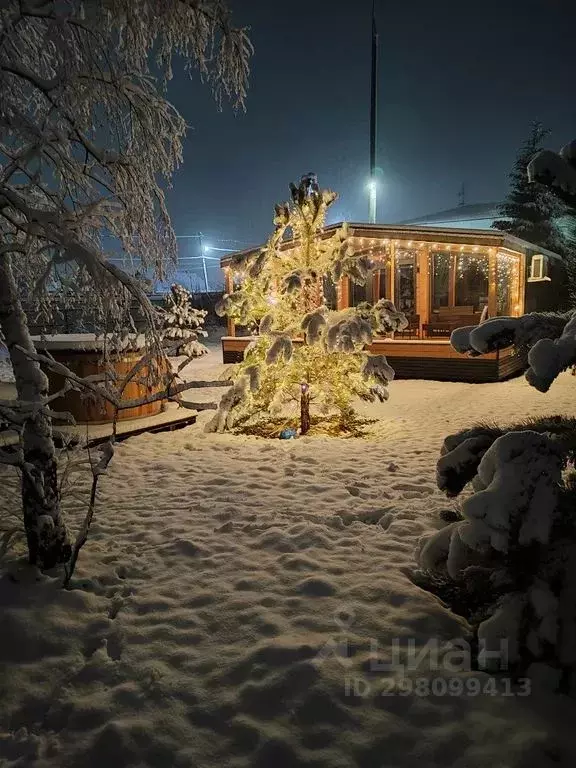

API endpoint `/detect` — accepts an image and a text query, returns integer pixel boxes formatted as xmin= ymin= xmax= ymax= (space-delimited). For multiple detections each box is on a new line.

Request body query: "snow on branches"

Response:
xmin=325 ymin=314 xmax=373 ymax=354
xmin=418 ymin=422 xmax=576 ymax=684
xmin=418 ymin=391 xmax=576 ymax=685
xmin=529 ymin=140 xmax=576 ymax=207
xmin=158 ymin=284 xmax=208 ymax=358
xmin=448 ymin=431 xmax=562 ymax=556
xmin=451 ymin=311 xmax=576 ymax=391
xmin=0 ymin=0 xmax=251 ymax=570
xmin=418 ymin=127 xmax=576 ymax=680
xmin=210 ymin=176 xmax=406 ymax=432
xmin=0 ymin=0 xmax=251 ymax=337
xmin=417 ymin=138 xmax=576 ymax=684
xmin=527 ymin=313 xmax=576 ymax=392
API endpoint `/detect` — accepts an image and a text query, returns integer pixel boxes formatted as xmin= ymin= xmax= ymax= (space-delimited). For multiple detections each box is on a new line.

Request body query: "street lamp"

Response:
xmin=200 ymin=243 xmax=210 ymax=293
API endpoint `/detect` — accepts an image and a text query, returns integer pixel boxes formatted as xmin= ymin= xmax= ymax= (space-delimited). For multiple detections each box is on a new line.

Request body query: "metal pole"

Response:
xmin=369 ymin=0 xmax=379 ymax=223
xmin=198 ymin=232 xmax=210 ymax=293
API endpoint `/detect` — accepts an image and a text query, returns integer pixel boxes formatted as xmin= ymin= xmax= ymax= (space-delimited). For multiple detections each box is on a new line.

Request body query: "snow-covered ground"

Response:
xmin=1 ymin=341 xmax=576 ymax=767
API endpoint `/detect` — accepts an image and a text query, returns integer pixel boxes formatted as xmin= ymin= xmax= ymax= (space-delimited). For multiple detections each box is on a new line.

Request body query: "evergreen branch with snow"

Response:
xmin=157 ymin=284 xmax=209 ymax=358
xmin=209 ymin=176 xmax=406 ymax=433
xmin=492 ymin=122 xmax=570 ymax=255
xmin=451 ymin=311 xmax=576 ymax=391
xmin=417 ymin=135 xmax=576 ymax=684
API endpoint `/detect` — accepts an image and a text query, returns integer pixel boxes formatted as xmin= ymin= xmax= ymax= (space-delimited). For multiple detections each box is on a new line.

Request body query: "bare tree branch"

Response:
xmin=64 ymin=438 xmax=114 ymax=587
xmin=0 ymin=0 xmax=251 ymax=570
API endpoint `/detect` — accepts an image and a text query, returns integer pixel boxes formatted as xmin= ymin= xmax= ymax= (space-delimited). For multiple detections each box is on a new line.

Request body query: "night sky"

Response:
xmin=165 ymin=0 xmax=576 ymax=279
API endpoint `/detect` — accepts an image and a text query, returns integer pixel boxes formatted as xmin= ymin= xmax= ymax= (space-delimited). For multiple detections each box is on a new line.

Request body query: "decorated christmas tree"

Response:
xmin=159 ymin=283 xmax=208 ymax=357
xmin=211 ymin=175 xmax=407 ymax=434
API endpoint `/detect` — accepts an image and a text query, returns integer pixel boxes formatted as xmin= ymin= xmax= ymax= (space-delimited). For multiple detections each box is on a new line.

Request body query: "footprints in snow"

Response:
xmin=390 ymin=481 xmax=435 ymax=500
xmin=343 ymin=477 xmax=434 ymax=501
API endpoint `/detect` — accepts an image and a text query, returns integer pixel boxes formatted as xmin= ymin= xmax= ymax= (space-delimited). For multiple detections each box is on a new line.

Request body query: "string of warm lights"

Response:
xmin=496 ymin=253 xmax=521 ymax=315
xmin=454 ymin=255 xmax=490 ymax=278
xmin=224 ymin=235 xmax=523 ymax=317
xmin=347 ymin=236 xmax=499 ymax=253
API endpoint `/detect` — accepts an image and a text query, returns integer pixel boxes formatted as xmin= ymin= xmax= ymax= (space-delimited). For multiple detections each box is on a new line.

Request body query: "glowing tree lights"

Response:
xmin=212 ymin=175 xmax=407 ymax=434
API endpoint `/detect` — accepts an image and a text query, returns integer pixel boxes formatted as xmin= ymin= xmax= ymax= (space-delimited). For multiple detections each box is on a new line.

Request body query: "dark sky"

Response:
xmin=165 ymin=0 xmax=576 ymax=260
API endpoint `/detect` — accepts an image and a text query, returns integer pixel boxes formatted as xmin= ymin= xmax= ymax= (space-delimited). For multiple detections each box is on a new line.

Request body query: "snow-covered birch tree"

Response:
xmin=0 ymin=0 xmax=251 ymax=570
xmin=417 ymin=138 xmax=576 ymax=687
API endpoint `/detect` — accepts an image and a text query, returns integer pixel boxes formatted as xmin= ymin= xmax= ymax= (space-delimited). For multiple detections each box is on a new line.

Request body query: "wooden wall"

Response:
xmin=524 ymin=258 xmax=570 ymax=313
xmin=221 ymin=336 xmax=524 ymax=382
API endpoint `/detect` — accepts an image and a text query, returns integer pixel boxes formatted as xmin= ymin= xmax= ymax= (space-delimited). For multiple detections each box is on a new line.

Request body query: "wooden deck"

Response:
xmin=56 ymin=402 xmax=198 ymax=446
xmin=221 ymin=336 xmax=524 ymax=383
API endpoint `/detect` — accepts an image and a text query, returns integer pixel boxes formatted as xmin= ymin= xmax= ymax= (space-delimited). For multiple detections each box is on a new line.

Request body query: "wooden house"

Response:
xmin=220 ymin=224 xmax=566 ymax=383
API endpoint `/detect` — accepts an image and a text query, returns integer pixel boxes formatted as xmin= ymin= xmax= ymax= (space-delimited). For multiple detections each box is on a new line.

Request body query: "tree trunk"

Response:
xmin=0 ymin=253 xmax=71 ymax=569
xmin=300 ymin=382 xmax=311 ymax=435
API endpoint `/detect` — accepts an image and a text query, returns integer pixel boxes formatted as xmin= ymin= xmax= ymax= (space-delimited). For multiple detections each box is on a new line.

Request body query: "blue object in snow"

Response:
xmin=279 ymin=428 xmax=297 ymax=440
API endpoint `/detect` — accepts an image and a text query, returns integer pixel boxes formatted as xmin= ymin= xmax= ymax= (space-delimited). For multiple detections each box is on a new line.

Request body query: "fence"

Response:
xmin=20 ymin=291 xmax=226 ymax=336
xmin=22 ymin=304 xmax=149 ymax=336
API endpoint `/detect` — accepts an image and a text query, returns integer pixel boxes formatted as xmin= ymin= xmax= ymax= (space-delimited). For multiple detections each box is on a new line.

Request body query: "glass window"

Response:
xmin=349 ymin=261 xmax=391 ymax=307
xmin=348 ymin=247 xmax=390 ymax=307
xmin=431 ymin=252 xmax=451 ymax=309
xmin=455 ymin=255 xmax=488 ymax=311
xmin=497 ymin=253 xmax=521 ymax=316
xmin=373 ymin=266 xmax=388 ymax=301
xmin=350 ymin=278 xmax=372 ymax=307
xmin=323 ymin=276 xmax=337 ymax=310
xmin=394 ymin=250 xmax=416 ymax=315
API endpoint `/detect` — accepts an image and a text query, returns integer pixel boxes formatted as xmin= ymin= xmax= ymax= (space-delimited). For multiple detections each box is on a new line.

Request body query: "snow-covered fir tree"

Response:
xmin=529 ymin=137 xmax=576 ymax=207
xmin=493 ymin=122 xmax=568 ymax=254
xmin=159 ymin=284 xmax=208 ymax=358
xmin=529 ymin=135 xmax=576 ymax=302
xmin=211 ymin=175 xmax=407 ymax=434
xmin=418 ymin=135 xmax=576 ymax=691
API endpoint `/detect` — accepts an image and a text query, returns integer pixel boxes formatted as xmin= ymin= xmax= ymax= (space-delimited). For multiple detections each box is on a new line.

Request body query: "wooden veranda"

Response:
xmin=219 ymin=224 xmax=559 ymax=382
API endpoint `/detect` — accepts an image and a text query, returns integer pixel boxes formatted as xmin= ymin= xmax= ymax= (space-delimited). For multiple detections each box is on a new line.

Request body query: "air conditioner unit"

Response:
xmin=528 ymin=254 xmax=550 ymax=282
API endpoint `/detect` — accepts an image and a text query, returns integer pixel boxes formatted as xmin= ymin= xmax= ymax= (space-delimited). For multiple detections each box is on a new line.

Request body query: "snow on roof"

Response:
xmin=399 ymin=202 xmax=504 ymax=227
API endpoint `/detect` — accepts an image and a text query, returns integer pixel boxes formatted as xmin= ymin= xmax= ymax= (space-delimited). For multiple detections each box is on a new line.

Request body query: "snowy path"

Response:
xmin=1 ymin=345 xmax=576 ymax=767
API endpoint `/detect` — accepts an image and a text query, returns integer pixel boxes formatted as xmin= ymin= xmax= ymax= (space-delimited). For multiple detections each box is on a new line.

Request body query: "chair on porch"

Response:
xmin=423 ymin=306 xmax=483 ymax=339
xmin=395 ymin=314 xmax=420 ymax=339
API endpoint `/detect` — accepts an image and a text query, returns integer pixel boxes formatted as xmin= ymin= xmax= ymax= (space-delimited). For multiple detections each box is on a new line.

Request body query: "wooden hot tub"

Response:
xmin=33 ymin=335 xmax=168 ymax=425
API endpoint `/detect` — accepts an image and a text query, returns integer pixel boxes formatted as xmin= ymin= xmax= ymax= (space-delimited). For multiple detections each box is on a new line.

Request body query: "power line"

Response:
xmin=175 ymin=234 xmax=252 ymax=246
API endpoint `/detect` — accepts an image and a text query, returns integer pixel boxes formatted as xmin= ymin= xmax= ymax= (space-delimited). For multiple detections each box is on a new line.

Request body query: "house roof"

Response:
xmin=220 ymin=222 xmax=563 ymax=267
xmin=400 ymin=202 xmax=503 ymax=226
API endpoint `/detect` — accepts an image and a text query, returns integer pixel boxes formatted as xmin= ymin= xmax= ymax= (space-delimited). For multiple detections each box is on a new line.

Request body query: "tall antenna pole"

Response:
xmin=458 ymin=182 xmax=466 ymax=207
xmin=368 ymin=0 xmax=379 ymax=223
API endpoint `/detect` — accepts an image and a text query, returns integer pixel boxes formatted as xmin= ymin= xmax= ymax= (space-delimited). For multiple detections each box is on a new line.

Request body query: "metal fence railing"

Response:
xmin=20 ymin=291 xmax=226 ymax=336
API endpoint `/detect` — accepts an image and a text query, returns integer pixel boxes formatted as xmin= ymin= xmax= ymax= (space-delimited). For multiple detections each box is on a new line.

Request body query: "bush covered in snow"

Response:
xmin=418 ymin=133 xmax=576 ymax=688
xmin=418 ymin=415 xmax=576 ymax=689
xmin=419 ymin=309 xmax=576 ymax=689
